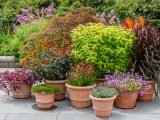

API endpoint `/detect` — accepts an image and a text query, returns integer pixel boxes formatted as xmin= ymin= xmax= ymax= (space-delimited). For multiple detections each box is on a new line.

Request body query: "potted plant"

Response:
xmin=121 ymin=17 xmax=159 ymax=101
xmin=66 ymin=61 xmax=96 ymax=108
xmin=32 ymin=84 xmax=59 ymax=109
xmin=71 ymin=23 xmax=136 ymax=84
xmin=90 ymin=86 xmax=116 ymax=118
xmin=21 ymin=39 xmax=71 ymax=100
xmin=0 ymin=69 xmax=40 ymax=99
xmin=105 ymin=72 xmax=150 ymax=109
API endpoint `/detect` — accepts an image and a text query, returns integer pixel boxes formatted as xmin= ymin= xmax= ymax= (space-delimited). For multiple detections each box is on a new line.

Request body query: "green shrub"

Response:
xmin=56 ymin=0 xmax=115 ymax=15
xmin=137 ymin=0 xmax=160 ymax=19
xmin=71 ymin=23 xmax=136 ymax=75
xmin=114 ymin=0 xmax=138 ymax=20
xmin=91 ymin=87 xmax=116 ymax=98
xmin=32 ymin=84 xmax=59 ymax=93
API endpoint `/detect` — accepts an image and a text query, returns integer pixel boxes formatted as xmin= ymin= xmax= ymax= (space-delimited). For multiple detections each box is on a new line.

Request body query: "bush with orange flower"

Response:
xmin=67 ymin=61 xmax=96 ymax=86
xmin=20 ymin=39 xmax=71 ymax=80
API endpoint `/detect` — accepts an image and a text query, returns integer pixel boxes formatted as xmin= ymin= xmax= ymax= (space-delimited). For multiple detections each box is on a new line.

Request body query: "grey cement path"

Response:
xmin=0 ymin=68 xmax=160 ymax=120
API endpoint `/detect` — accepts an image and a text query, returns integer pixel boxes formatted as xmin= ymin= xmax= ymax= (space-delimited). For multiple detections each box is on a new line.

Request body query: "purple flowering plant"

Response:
xmin=104 ymin=72 xmax=151 ymax=95
xmin=13 ymin=3 xmax=55 ymax=31
xmin=0 ymin=69 xmax=41 ymax=94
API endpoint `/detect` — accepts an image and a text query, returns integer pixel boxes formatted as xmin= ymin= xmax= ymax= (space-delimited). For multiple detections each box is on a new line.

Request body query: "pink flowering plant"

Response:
xmin=104 ymin=72 xmax=152 ymax=96
xmin=0 ymin=69 xmax=41 ymax=94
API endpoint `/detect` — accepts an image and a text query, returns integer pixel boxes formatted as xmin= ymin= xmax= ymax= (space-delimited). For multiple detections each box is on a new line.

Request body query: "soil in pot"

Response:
xmin=115 ymin=91 xmax=139 ymax=109
xmin=44 ymin=79 xmax=66 ymax=101
xmin=12 ymin=84 xmax=32 ymax=99
xmin=90 ymin=95 xmax=116 ymax=118
xmin=66 ymin=83 xmax=96 ymax=109
xmin=138 ymin=85 xmax=154 ymax=102
xmin=96 ymin=78 xmax=104 ymax=85
xmin=35 ymin=93 xmax=55 ymax=109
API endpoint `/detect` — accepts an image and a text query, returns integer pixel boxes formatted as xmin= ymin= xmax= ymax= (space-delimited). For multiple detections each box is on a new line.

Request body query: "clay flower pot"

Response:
xmin=44 ymin=79 xmax=66 ymax=101
xmin=12 ymin=84 xmax=32 ymax=99
xmin=90 ymin=95 xmax=116 ymax=118
xmin=115 ymin=91 xmax=139 ymax=109
xmin=35 ymin=93 xmax=55 ymax=109
xmin=138 ymin=81 xmax=155 ymax=102
xmin=66 ymin=83 xmax=96 ymax=108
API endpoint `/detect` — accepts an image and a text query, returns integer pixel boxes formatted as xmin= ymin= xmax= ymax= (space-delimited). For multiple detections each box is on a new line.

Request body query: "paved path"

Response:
xmin=0 ymin=68 xmax=159 ymax=120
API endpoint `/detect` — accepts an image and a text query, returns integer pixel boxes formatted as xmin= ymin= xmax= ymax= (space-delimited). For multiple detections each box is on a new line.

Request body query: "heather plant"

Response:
xmin=32 ymin=84 xmax=59 ymax=93
xmin=21 ymin=39 xmax=71 ymax=80
xmin=67 ymin=61 xmax=96 ymax=86
xmin=91 ymin=87 xmax=116 ymax=98
xmin=104 ymin=72 xmax=151 ymax=95
xmin=0 ymin=69 xmax=41 ymax=94
xmin=96 ymin=10 xmax=120 ymax=25
xmin=71 ymin=23 xmax=136 ymax=75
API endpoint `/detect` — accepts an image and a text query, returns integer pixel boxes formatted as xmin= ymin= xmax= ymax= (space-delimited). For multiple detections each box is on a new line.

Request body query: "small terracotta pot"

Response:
xmin=90 ymin=95 xmax=116 ymax=118
xmin=96 ymin=78 xmax=104 ymax=84
xmin=115 ymin=91 xmax=139 ymax=109
xmin=66 ymin=83 xmax=96 ymax=108
xmin=44 ymin=79 xmax=66 ymax=101
xmin=138 ymin=82 xmax=155 ymax=102
xmin=35 ymin=93 xmax=55 ymax=109
xmin=12 ymin=84 xmax=32 ymax=99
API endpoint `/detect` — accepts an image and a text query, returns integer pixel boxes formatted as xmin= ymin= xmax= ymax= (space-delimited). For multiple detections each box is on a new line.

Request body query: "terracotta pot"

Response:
xmin=96 ymin=78 xmax=104 ymax=84
xmin=35 ymin=93 xmax=55 ymax=109
xmin=66 ymin=83 xmax=96 ymax=108
xmin=115 ymin=91 xmax=139 ymax=109
xmin=138 ymin=82 xmax=155 ymax=102
xmin=12 ymin=84 xmax=32 ymax=99
xmin=44 ymin=79 xmax=66 ymax=101
xmin=90 ymin=95 xmax=116 ymax=118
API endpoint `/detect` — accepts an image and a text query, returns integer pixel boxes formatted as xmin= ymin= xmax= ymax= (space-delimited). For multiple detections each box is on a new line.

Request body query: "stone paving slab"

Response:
xmin=110 ymin=113 xmax=160 ymax=120
xmin=0 ymin=114 xmax=8 ymax=120
xmin=5 ymin=113 xmax=58 ymax=120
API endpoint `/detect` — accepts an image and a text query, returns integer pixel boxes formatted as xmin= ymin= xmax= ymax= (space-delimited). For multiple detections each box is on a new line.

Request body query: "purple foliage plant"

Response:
xmin=0 ymin=69 xmax=41 ymax=94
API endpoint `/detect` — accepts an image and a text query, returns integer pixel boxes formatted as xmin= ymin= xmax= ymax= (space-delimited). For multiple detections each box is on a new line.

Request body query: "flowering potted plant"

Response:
xmin=90 ymin=86 xmax=116 ymax=118
xmin=32 ymin=84 xmax=59 ymax=109
xmin=71 ymin=23 xmax=136 ymax=84
xmin=105 ymin=72 xmax=150 ymax=109
xmin=0 ymin=69 xmax=40 ymax=99
xmin=21 ymin=39 xmax=71 ymax=100
xmin=66 ymin=61 xmax=96 ymax=108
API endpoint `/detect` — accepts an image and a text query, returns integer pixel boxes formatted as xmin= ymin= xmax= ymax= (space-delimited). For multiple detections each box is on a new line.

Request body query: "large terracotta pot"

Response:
xmin=35 ymin=93 xmax=55 ymax=109
xmin=66 ymin=83 xmax=96 ymax=108
xmin=12 ymin=84 xmax=32 ymax=99
xmin=44 ymin=79 xmax=66 ymax=101
xmin=115 ymin=91 xmax=139 ymax=109
xmin=138 ymin=82 xmax=155 ymax=102
xmin=90 ymin=95 xmax=116 ymax=118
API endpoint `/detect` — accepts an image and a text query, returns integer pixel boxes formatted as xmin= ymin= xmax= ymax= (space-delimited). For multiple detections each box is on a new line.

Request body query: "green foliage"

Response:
xmin=137 ymin=0 xmax=160 ymax=19
xmin=32 ymin=84 xmax=59 ymax=93
xmin=71 ymin=23 xmax=136 ymax=74
xmin=0 ymin=21 xmax=44 ymax=57
xmin=56 ymin=0 xmax=115 ymax=15
xmin=114 ymin=0 xmax=138 ymax=20
xmin=91 ymin=87 xmax=116 ymax=98
xmin=0 ymin=0 xmax=58 ymax=33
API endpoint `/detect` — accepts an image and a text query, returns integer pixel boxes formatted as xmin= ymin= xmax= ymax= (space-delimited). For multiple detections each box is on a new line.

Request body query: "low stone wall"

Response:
xmin=0 ymin=56 xmax=21 ymax=68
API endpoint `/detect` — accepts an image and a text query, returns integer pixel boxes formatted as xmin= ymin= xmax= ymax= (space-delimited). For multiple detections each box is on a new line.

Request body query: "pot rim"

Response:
xmin=90 ymin=94 xmax=116 ymax=101
xmin=35 ymin=92 xmax=55 ymax=95
xmin=66 ymin=83 xmax=96 ymax=89
xmin=44 ymin=79 xmax=67 ymax=84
